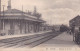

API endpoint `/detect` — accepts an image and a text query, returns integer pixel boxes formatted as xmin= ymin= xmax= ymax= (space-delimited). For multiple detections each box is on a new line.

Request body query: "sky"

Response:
xmin=1 ymin=0 xmax=80 ymax=25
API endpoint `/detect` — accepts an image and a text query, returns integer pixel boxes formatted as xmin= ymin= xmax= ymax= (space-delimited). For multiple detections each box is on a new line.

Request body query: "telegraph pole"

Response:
xmin=3 ymin=5 xmax=5 ymax=17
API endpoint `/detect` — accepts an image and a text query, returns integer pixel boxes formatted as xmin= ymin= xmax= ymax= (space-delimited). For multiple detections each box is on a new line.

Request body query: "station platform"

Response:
xmin=37 ymin=32 xmax=79 ymax=47
xmin=0 ymin=30 xmax=52 ymax=40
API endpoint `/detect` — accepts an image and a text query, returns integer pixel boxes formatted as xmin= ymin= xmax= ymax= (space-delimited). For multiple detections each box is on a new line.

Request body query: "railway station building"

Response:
xmin=0 ymin=0 xmax=46 ymax=35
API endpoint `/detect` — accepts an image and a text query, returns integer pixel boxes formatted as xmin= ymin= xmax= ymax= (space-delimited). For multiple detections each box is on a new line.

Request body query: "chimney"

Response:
xmin=7 ymin=0 xmax=11 ymax=10
xmin=0 ymin=0 xmax=1 ymax=16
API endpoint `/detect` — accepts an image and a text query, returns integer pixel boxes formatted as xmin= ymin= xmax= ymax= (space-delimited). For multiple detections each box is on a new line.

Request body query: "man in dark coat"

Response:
xmin=75 ymin=31 xmax=80 ymax=44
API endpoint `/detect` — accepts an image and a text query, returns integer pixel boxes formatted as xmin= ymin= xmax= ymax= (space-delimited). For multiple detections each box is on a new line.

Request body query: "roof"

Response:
xmin=1 ymin=9 xmax=25 ymax=14
xmin=0 ymin=9 xmax=45 ymax=23
xmin=69 ymin=15 xmax=80 ymax=23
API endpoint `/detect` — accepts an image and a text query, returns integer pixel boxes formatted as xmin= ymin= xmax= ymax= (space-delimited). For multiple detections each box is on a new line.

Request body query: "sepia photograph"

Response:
xmin=0 ymin=0 xmax=80 ymax=51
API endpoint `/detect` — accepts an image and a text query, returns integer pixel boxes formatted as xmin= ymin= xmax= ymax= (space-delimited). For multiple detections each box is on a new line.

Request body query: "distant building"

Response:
xmin=41 ymin=24 xmax=53 ymax=31
xmin=53 ymin=25 xmax=61 ymax=31
xmin=0 ymin=0 xmax=45 ymax=35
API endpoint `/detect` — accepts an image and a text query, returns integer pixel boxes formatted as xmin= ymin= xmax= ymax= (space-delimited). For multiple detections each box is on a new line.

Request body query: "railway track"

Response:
xmin=0 ymin=31 xmax=60 ymax=48
xmin=0 ymin=32 xmax=52 ymax=43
